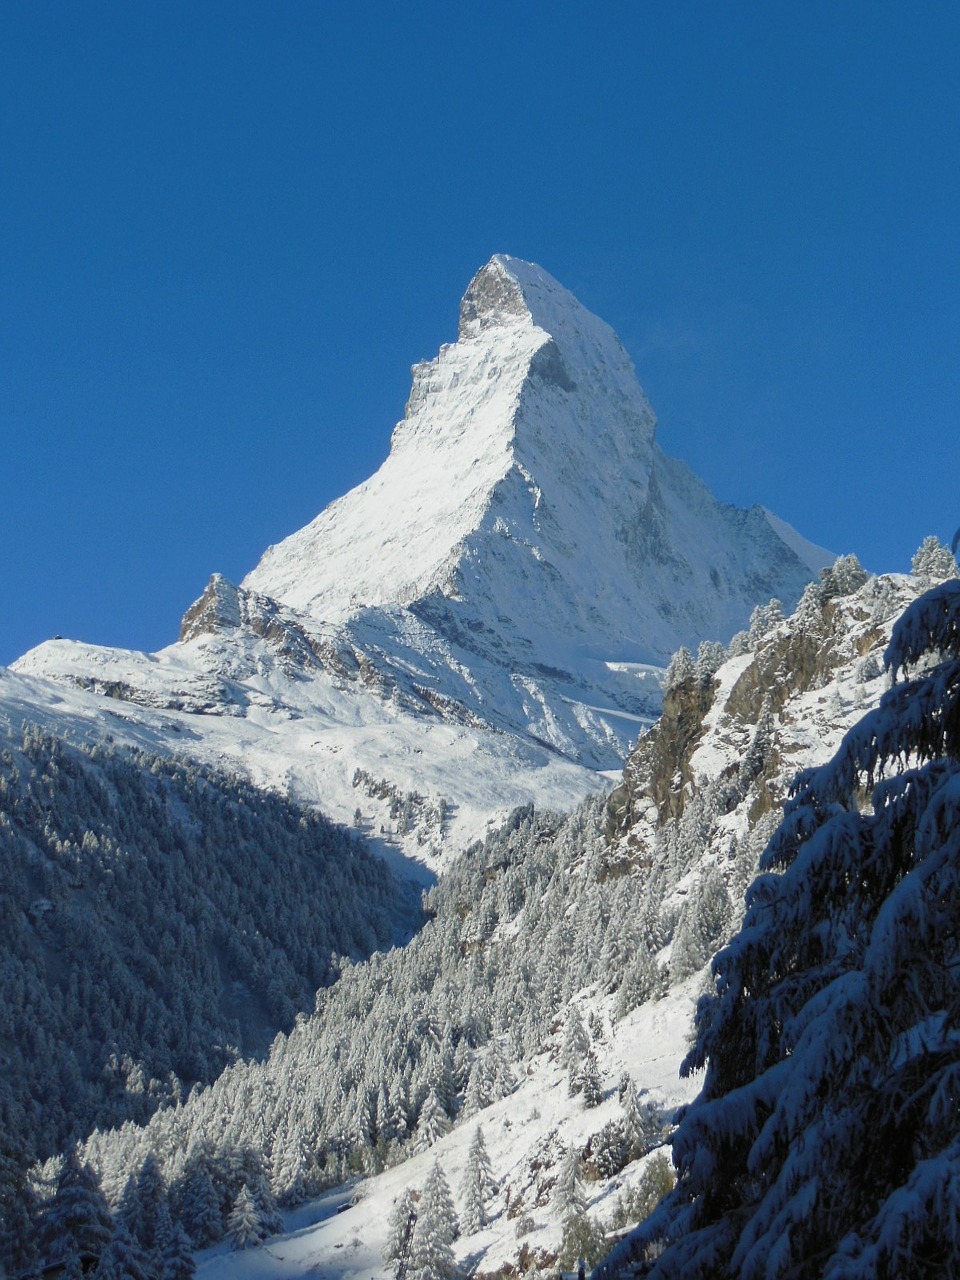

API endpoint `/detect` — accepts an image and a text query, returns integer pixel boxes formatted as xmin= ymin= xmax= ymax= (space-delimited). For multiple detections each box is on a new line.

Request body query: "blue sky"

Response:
xmin=2 ymin=2 xmax=958 ymax=666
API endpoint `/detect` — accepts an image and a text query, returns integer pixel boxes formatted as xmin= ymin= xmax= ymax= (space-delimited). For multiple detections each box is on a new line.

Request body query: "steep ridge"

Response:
xmin=10 ymin=255 xmax=830 ymax=856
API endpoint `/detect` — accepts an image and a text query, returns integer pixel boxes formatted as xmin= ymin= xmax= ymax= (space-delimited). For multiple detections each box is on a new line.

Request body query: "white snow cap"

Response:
xmin=244 ymin=254 xmax=659 ymax=623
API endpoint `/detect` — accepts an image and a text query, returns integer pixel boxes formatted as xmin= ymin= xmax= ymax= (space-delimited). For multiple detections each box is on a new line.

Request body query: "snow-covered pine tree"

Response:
xmin=663 ymin=646 xmax=695 ymax=694
xmin=173 ymin=1145 xmax=222 ymax=1246
xmin=460 ymin=1056 xmax=491 ymax=1119
xmin=407 ymin=1162 xmax=458 ymax=1280
xmin=0 ymin=1145 xmax=38 ymax=1278
xmin=598 ymin=577 xmax=960 ymax=1279
xmin=94 ymin=1222 xmax=150 ymax=1280
xmin=383 ymin=1187 xmax=418 ymax=1278
xmin=119 ymin=1152 xmax=168 ymax=1265
xmin=414 ymin=1088 xmax=451 ymax=1152
xmin=157 ymin=1213 xmax=196 ymax=1280
xmin=578 ymin=1050 xmax=603 ymax=1108
xmin=621 ymin=1083 xmax=662 ymax=1161
xmin=554 ymin=1146 xmax=586 ymax=1218
xmin=226 ymin=1184 xmax=263 ymax=1250
xmin=911 ymin=534 xmax=959 ymax=585
xmin=36 ymin=1147 xmax=114 ymax=1269
xmin=459 ymin=1126 xmax=497 ymax=1235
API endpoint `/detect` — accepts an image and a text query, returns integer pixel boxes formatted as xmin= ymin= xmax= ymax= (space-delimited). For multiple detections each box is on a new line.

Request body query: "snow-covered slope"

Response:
xmin=70 ymin=562 xmax=944 ymax=1280
xmin=9 ymin=255 xmax=830 ymax=864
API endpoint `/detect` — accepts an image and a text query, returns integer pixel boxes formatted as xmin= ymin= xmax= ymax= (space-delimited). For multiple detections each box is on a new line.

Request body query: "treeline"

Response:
xmin=0 ymin=725 xmax=421 ymax=1163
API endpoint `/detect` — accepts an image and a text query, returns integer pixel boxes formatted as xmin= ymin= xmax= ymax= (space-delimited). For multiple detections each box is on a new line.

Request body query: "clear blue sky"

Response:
xmin=2 ymin=2 xmax=958 ymax=666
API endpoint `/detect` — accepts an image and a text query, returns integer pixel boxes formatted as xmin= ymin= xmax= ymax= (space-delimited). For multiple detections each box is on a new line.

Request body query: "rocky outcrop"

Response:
xmin=605 ymin=567 xmax=919 ymax=860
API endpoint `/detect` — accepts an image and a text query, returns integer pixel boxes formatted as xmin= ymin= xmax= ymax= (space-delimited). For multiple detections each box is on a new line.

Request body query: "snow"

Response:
xmin=760 ymin=506 xmax=834 ymax=577
xmin=8 ymin=255 xmax=827 ymax=863
xmin=193 ymin=979 xmax=705 ymax=1280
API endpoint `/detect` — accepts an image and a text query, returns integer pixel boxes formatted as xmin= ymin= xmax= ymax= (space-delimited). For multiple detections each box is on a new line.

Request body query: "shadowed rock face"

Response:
xmin=458 ymin=258 xmax=529 ymax=335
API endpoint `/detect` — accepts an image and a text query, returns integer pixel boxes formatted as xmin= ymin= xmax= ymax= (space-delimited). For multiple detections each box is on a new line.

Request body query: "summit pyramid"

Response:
xmin=246 ymin=256 xmax=827 ymax=666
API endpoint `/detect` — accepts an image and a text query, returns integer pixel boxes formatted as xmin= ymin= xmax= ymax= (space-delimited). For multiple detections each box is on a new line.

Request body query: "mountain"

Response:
xmin=7 ymin=256 xmax=830 ymax=863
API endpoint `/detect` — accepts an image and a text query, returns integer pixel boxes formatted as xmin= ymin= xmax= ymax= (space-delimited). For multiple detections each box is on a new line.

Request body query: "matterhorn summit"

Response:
xmin=245 ymin=255 xmax=659 ymax=626
xmin=245 ymin=254 xmax=829 ymax=737
xmin=9 ymin=255 xmax=831 ymax=858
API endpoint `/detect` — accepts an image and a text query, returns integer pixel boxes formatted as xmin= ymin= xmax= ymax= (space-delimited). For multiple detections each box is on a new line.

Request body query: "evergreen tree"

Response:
xmin=554 ymin=1147 xmax=586 ymax=1218
xmin=0 ymin=1144 xmax=38 ymax=1278
xmin=558 ymin=1210 xmax=606 ymax=1271
xmin=174 ymin=1152 xmax=222 ymax=1246
xmin=414 ymin=1089 xmax=450 ymax=1152
xmin=578 ymin=1050 xmax=603 ymax=1108
xmin=599 ymin=579 xmax=960 ymax=1278
xmin=694 ymin=640 xmax=726 ymax=685
xmin=663 ymin=647 xmax=695 ymax=693
xmin=157 ymin=1213 xmax=196 ymax=1280
xmin=36 ymin=1147 xmax=113 ymax=1268
xmin=459 ymin=1126 xmax=496 ymax=1235
xmin=561 ymin=1004 xmax=589 ymax=1071
xmin=460 ymin=1057 xmax=491 ymax=1119
xmin=226 ymin=1184 xmax=263 ymax=1250
xmin=121 ymin=1152 xmax=168 ymax=1263
xmin=818 ymin=552 xmax=869 ymax=600
xmin=911 ymin=534 xmax=959 ymax=585
xmin=622 ymin=1083 xmax=662 ymax=1160
xmin=408 ymin=1162 xmax=458 ymax=1280
xmin=92 ymin=1221 xmax=150 ymax=1280
xmin=383 ymin=1187 xmax=418 ymax=1278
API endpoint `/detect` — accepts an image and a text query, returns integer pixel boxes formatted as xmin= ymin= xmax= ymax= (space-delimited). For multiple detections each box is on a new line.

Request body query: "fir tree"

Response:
xmin=911 ymin=534 xmax=959 ymax=585
xmin=226 ymin=1184 xmax=263 ymax=1250
xmin=158 ymin=1213 xmax=196 ymax=1280
xmin=459 ymin=1127 xmax=496 ymax=1235
xmin=408 ymin=1163 xmax=458 ymax=1280
xmin=414 ymin=1088 xmax=450 ymax=1152
xmin=663 ymin=646 xmax=695 ymax=693
xmin=0 ymin=1144 xmax=38 ymax=1278
xmin=174 ymin=1153 xmax=222 ymax=1246
xmin=554 ymin=1147 xmax=586 ymax=1218
xmin=578 ymin=1050 xmax=603 ymax=1108
xmin=36 ymin=1147 xmax=113 ymax=1268
xmin=94 ymin=1222 xmax=150 ymax=1280
xmin=383 ymin=1187 xmax=418 ymax=1278
xmin=621 ymin=1083 xmax=662 ymax=1160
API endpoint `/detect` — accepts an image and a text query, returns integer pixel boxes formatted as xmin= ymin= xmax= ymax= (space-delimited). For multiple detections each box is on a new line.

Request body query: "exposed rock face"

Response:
xmin=179 ymin=573 xmax=243 ymax=641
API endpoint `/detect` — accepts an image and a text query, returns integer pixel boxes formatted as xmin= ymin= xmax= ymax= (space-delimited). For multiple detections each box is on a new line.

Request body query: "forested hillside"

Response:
xmin=8 ymin=545 xmax=957 ymax=1279
xmin=599 ymin=574 xmax=960 ymax=1278
xmin=0 ymin=729 xmax=420 ymax=1163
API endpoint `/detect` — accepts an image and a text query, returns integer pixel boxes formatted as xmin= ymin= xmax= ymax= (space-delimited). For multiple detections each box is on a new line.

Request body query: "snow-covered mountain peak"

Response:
xmin=245 ymin=256 xmax=655 ymax=624
xmin=457 ymin=255 xmax=637 ymax=390
xmin=9 ymin=255 xmax=833 ymax=844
